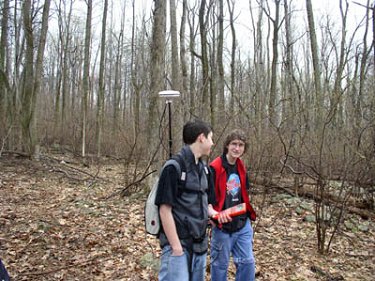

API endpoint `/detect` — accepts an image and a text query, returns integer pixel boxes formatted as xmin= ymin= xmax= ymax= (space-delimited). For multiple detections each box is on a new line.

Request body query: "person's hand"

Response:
xmin=217 ymin=209 xmax=233 ymax=224
xmin=171 ymin=246 xmax=184 ymax=256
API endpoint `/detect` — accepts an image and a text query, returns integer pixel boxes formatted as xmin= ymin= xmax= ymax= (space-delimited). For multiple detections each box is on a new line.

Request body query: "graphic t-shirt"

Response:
xmin=222 ymin=158 xmax=247 ymax=233
xmin=224 ymin=165 xmax=241 ymax=207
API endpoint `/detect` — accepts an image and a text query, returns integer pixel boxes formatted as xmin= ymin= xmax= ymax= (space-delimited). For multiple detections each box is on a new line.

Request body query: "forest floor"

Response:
xmin=0 ymin=153 xmax=374 ymax=281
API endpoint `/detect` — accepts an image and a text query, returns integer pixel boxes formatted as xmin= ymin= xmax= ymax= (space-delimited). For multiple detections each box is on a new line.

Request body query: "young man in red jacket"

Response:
xmin=209 ymin=129 xmax=256 ymax=281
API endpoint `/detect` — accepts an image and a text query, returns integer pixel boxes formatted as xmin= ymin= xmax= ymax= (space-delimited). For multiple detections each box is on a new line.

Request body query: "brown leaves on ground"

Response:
xmin=0 ymin=155 xmax=374 ymax=280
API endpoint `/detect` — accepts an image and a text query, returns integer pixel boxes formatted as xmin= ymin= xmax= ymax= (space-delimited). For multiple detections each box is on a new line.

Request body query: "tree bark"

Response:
xmin=180 ymin=0 xmax=188 ymax=122
xmin=21 ymin=0 xmax=51 ymax=157
xmin=306 ymin=0 xmax=323 ymax=127
xmin=199 ymin=0 xmax=209 ymax=120
xmin=227 ymin=0 xmax=236 ymax=122
xmin=148 ymin=0 xmax=166 ymax=156
xmin=81 ymin=0 xmax=92 ymax=157
xmin=96 ymin=0 xmax=108 ymax=157
xmin=269 ymin=0 xmax=281 ymax=126
xmin=169 ymin=0 xmax=180 ymax=91
xmin=0 ymin=0 xmax=10 ymax=127
xmin=217 ymin=0 xmax=225 ymax=118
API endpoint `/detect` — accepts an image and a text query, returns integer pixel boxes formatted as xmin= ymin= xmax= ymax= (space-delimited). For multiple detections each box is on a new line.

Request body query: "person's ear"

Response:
xmin=197 ymin=133 xmax=205 ymax=142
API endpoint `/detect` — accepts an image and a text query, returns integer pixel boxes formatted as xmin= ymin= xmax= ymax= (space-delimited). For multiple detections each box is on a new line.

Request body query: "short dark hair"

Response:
xmin=183 ymin=120 xmax=212 ymax=145
xmin=223 ymin=129 xmax=248 ymax=154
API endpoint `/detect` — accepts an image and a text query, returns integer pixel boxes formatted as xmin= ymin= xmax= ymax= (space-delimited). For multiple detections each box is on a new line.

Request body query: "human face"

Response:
xmin=201 ymin=132 xmax=214 ymax=156
xmin=226 ymin=139 xmax=245 ymax=164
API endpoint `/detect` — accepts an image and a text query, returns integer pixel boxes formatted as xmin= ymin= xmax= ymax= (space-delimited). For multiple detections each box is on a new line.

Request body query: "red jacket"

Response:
xmin=210 ymin=156 xmax=256 ymax=221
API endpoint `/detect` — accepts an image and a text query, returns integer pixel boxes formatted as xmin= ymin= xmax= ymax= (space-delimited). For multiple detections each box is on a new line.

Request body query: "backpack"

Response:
xmin=144 ymin=155 xmax=186 ymax=236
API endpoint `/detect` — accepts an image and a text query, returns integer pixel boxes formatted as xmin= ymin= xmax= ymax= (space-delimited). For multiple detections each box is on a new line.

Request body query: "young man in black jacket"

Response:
xmin=155 ymin=120 xmax=216 ymax=281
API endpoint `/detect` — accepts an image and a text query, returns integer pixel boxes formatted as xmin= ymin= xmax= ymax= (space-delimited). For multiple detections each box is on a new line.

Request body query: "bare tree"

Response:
xmin=227 ymin=0 xmax=236 ymax=119
xmin=268 ymin=0 xmax=281 ymax=126
xmin=250 ymin=0 xmax=267 ymax=134
xmin=81 ymin=0 xmax=92 ymax=157
xmin=148 ymin=0 xmax=166 ymax=156
xmin=330 ymin=0 xmax=349 ymax=126
xmin=199 ymin=0 xmax=210 ymax=120
xmin=169 ymin=0 xmax=181 ymax=91
xmin=112 ymin=2 xmax=126 ymax=133
xmin=0 ymin=0 xmax=10 ymax=134
xmin=180 ymin=0 xmax=188 ymax=122
xmin=306 ymin=0 xmax=323 ymax=127
xmin=188 ymin=3 xmax=198 ymax=118
xmin=217 ymin=0 xmax=225 ymax=118
xmin=54 ymin=0 xmax=74 ymax=142
xmin=96 ymin=0 xmax=108 ymax=157
xmin=21 ymin=0 xmax=51 ymax=156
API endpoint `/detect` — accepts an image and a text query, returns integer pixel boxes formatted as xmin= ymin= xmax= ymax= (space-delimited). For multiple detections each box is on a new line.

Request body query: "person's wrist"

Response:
xmin=171 ymin=246 xmax=183 ymax=256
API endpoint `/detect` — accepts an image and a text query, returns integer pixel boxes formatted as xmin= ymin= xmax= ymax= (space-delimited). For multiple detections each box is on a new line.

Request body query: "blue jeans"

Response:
xmin=159 ymin=245 xmax=207 ymax=281
xmin=210 ymin=219 xmax=255 ymax=281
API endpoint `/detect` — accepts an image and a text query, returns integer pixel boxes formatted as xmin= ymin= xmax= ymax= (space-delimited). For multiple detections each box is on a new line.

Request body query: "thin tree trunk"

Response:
xmin=199 ymin=0 xmax=210 ymax=120
xmin=209 ymin=3 xmax=217 ymax=129
xmin=188 ymin=9 xmax=197 ymax=118
xmin=217 ymin=0 xmax=225 ymax=118
xmin=227 ymin=0 xmax=236 ymax=120
xmin=81 ymin=0 xmax=92 ymax=157
xmin=356 ymin=0 xmax=371 ymax=128
xmin=96 ymin=0 xmax=108 ymax=157
xmin=180 ymin=0 xmax=188 ymax=122
xmin=0 ymin=0 xmax=10 ymax=132
xmin=170 ymin=0 xmax=180 ymax=91
xmin=331 ymin=0 xmax=349 ymax=126
xmin=269 ymin=0 xmax=281 ymax=126
xmin=61 ymin=0 xmax=73 ymax=142
xmin=306 ymin=0 xmax=323 ymax=127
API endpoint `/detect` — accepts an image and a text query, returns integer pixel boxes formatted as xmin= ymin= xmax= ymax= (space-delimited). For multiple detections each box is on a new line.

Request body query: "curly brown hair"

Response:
xmin=223 ymin=129 xmax=248 ymax=154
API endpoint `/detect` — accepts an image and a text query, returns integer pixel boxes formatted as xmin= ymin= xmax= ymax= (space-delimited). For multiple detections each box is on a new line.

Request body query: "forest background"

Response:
xmin=0 ymin=0 xmax=374 ymax=279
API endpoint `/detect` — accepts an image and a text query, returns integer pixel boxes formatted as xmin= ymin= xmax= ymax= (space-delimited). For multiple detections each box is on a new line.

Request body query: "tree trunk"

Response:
xmin=169 ymin=0 xmax=180 ymax=91
xmin=112 ymin=4 xmax=124 ymax=133
xmin=96 ymin=0 xmax=108 ymax=157
xmin=81 ymin=0 xmax=92 ymax=157
xmin=331 ymin=0 xmax=348 ymax=126
xmin=188 ymin=9 xmax=197 ymax=118
xmin=227 ymin=0 xmax=236 ymax=124
xmin=61 ymin=0 xmax=73 ymax=142
xmin=0 ymin=0 xmax=10 ymax=132
xmin=180 ymin=0 xmax=188 ymax=122
xmin=199 ymin=0 xmax=209 ymax=120
xmin=169 ymin=0 xmax=182 ymax=152
xmin=217 ymin=0 xmax=225 ymax=119
xmin=148 ymin=0 xmax=166 ymax=157
xmin=306 ymin=0 xmax=323 ymax=127
xmin=356 ymin=0 xmax=371 ymax=129
xmin=269 ymin=0 xmax=281 ymax=126
xmin=21 ymin=0 xmax=35 ymax=154
xmin=21 ymin=0 xmax=51 ymax=157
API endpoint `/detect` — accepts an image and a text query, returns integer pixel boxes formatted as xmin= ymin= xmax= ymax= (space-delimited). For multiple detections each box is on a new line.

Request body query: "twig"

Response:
xmin=103 ymin=169 xmax=157 ymax=200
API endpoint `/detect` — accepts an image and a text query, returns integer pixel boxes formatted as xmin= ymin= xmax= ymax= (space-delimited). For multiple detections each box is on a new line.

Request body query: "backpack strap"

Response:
xmin=170 ymin=153 xmax=186 ymax=183
xmin=162 ymin=154 xmax=186 ymax=185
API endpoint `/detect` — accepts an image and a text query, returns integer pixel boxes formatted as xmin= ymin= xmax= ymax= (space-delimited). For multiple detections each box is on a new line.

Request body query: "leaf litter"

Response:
xmin=0 ymin=156 xmax=374 ymax=280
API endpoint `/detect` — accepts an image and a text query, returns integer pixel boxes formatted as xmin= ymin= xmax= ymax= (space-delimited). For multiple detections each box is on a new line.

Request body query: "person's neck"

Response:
xmin=189 ymin=143 xmax=201 ymax=164
xmin=226 ymin=154 xmax=237 ymax=165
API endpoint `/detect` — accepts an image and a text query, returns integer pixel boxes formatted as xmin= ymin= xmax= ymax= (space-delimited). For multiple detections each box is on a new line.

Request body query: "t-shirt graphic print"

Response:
xmin=226 ymin=173 xmax=241 ymax=204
